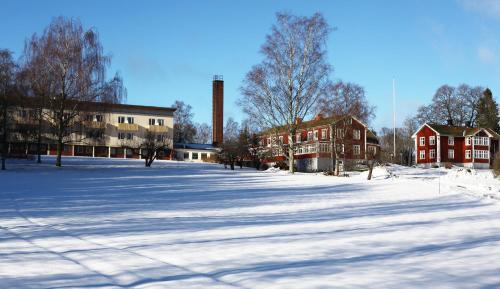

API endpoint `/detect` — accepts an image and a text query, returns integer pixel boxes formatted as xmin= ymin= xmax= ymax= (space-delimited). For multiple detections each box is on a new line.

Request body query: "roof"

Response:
xmin=173 ymin=143 xmax=220 ymax=151
xmin=366 ymin=130 xmax=379 ymax=144
xmin=425 ymin=123 xmax=500 ymax=139
xmin=261 ymin=115 xmax=366 ymax=135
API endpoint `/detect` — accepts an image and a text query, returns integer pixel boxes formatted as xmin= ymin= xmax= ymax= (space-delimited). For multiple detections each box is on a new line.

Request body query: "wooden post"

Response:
xmin=92 ymin=146 xmax=95 ymax=158
xmin=108 ymin=147 xmax=111 ymax=158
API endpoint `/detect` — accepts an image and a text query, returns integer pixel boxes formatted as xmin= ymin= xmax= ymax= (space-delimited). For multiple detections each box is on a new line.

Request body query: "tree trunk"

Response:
xmin=1 ymin=104 xmax=6 ymax=170
xmin=230 ymin=160 xmax=235 ymax=170
xmin=36 ymin=109 xmax=43 ymax=163
xmin=288 ymin=134 xmax=295 ymax=173
xmin=367 ymin=160 xmax=374 ymax=180
xmin=56 ymin=140 xmax=62 ymax=167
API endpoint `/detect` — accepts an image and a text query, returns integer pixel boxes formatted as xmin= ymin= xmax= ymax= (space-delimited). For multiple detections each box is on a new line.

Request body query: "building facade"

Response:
xmin=8 ymin=102 xmax=175 ymax=160
xmin=259 ymin=115 xmax=379 ymax=172
xmin=412 ymin=123 xmax=500 ymax=169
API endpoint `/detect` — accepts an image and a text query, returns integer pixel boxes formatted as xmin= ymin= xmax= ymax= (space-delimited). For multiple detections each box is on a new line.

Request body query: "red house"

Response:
xmin=412 ymin=123 xmax=500 ymax=169
xmin=259 ymin=115 xmax=379 ymax=172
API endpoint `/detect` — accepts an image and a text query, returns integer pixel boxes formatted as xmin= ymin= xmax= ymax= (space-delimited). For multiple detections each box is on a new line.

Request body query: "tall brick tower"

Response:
xmin=212 ymin=75 xmax=224 ymax=146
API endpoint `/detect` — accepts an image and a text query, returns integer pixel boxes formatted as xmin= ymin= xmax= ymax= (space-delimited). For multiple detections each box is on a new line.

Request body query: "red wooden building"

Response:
xmin=259 ymin=115 xmax=379 ymax=172
xmin=412 ymin=123 xmax=500 ymax=169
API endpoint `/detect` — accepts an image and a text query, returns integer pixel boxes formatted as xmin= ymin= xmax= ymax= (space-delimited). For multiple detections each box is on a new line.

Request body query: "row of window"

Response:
xmin=267 ymin=129 xmax=362 ymax=146
xmin=420 ymin=136 xmax=490 ymax=147
xmin=118 ymin=133 xmax=167 ymax=142
xmin=183 ymin=152 xmax=208 ymax=160
xmin=419 ymin=149 xmax=489 ymax=160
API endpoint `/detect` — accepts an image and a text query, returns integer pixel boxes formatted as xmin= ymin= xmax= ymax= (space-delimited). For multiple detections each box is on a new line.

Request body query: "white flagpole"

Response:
xmin=393 ymin=78 xmax=396 ymax=162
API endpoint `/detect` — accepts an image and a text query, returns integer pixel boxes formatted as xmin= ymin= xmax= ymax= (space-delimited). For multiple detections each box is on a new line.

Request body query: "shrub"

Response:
xmin=493 ymin=153 xmax=500 ymax=177
xmin=444 ymin=162 xmax=453 ymax=169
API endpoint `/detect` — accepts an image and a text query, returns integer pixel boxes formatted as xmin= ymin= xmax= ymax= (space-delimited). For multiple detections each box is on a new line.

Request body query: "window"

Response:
xmin=158 ymin=119 xmax=164 ymax=126
xmin=419 ymin=150 xmax=425 ymax=160
xmin=278 ymin=135 xmax=284 ymax=144
xmin=267 ymin=137 xmax=271 ymax=147
xmin=126 ymin=133 xmax=133 ymax=140
xmin=368 ymin=146 xmax=376 ymax=155
xmin=149 ymin=118 xmax=156 ymax=125
xmin=118 ymin=116 xmax=125 ymax=124
xmin=19 ymin=110 xmax=28 ymax=119
xmin=313 ymin=130 xmax=318 ymax=141
xmin=336 ymin=128 xmax=344 ymax=138
xmin=127 ymin=117 xmax=134 ymax=124
xmin=474 ymin=137 xmax=489 ymax=146
xmin=201 ymin=153 xmax=207 ymax=160
xmin=353 ymin=129 xmax=361 ymax=140
xmin=296 ymin=133 xmax=301 ymax=143
xmin=321 ymin=129 xmax=327 ymax=140
xmin=429 ymin=149 xmax=436 ymax=159
xmin=307 ymin=131 xmax=313 ymax=141
xmin=353 ymin=145 xmax=360 ymax=155
xmin=118 ymin=132 xmax=126 ymax=140
xmin=465 ymin=150 xmax=471 ymax=159
xmin=429 ymin=136 xmax=435 ymax=145
xmin=192 ymin=152 xmax=199 ymax=160
xmin=448 ymin=149 xmax=454 ymax=159
xmin=466 ymin=137 xmax=471 ymax=146
xmin=336 ymin=144 xmax=345 ymax=153
xmin=474 ymin=150 xmax=489 ymax=159
xmin=85 ymin=114 xmax=94 ymax=122
xmin=419 ymin=137 xmax=425 ymax=146
xmin=183 ymin=152 xmax=189 ymax=159
xmin=448 ymin=137 xmax=454 ymax=145
xmin=157 ymin=134 xmax=165 ymax=142
xmin=95 ymin=115 xmax=103 ymax=122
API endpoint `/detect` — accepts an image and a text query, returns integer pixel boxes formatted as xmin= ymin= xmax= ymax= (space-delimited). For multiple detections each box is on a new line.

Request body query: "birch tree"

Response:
xmin=23 ymin=17 xmax=125 ymax=167
xmin=239 ymin=12 xmax=331 ymax=173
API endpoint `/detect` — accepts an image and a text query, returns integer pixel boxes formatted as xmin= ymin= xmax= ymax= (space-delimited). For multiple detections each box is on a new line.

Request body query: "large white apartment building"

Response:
xmin=8 ymin=102 xmax=175 ymax=159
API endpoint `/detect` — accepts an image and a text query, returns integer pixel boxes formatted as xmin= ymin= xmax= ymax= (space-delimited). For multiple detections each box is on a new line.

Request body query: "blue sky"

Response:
xmin=1 ymin=0 xmax=499 ymax=131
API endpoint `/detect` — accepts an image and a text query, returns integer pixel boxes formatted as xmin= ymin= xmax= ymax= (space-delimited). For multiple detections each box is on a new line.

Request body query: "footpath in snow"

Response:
xmin=1 ymin=157 xmax=500 ymax=289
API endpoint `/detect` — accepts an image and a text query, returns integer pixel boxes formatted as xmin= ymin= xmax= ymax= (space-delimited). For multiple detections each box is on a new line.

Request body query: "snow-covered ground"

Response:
xmin=1 ymin=157 xmax=500 ymax=289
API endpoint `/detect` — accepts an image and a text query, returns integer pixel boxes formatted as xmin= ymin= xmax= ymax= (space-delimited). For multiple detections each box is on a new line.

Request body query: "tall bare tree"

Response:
xmin=316 ymin=81 xmax=375 ymax=124
xmin=194 ymin=122 xmax=211 ymax=144
xmin=239 ymin=12 xmax=331 ymax=173
xmin=23 ymin=17 xmax=125 ymax=167
xmin=0 ymin=49 xmax=17 ymax=170
xmin=172 ymin=100 xmax=196 ymax=144
xmin=415 ymin=84 xmax=484 ymax=127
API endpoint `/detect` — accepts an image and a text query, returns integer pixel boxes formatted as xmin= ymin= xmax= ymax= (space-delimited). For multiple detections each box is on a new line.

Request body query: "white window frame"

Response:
xmin=267 ymin=137 xmax=271 ymax=147
xmin=465 ymin=150 xmax=471 ymax=159
xmin=278 ymin=135 xmax=284 ymax=145
xmin=321 ymin=129 xmax=327 ymax=140
xmin=466 ymin=137 xmax=471 ymax=146
xmin=419 ymin=137 xmax=425 ymax=146
xmin=448 ymin=137 xmax=454 ymax=145
xmin=419 ymin=150 xmax=425 ymax=160
xmin=149 ymin=118 xmax=156 ymax=125
xmin=118 ymin=116 xmax=125 ymax=124
xmin=307 ymin=131 xmax=313 ymax=141
xmin=353 ymin=145 xmax=360 ymax=155
xmin=296 ymin=133 xmax=301 ymax=143
xmin=448 ymin=149 xmax=454 ymax=159
xmin=429 ymin=136 xmax=435 ymax=145
xmin=429 ymin=149 xmax=436 ymax=159
xmin=313 ymin=130 xmax=319 ymax=141
xmin=158 ymin=119 xmax=164 ymax=126
xmin=353 ymin=129 xmax=361 ymax=140
xmin=127 ymin=117 xmax=134 ymax=124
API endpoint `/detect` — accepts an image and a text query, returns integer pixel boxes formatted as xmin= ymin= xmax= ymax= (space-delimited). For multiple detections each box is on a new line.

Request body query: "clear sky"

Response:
xmin=1 ymin=0 xmax=499 ymax=131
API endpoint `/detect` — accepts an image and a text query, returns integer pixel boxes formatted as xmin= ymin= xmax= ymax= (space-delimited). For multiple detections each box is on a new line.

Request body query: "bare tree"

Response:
xmin=139 ymin=132 xmax=172 ymax=167
xmin=24 ymin=17 xmax=125 ymax=167
xmin=222 ymin=117 xmax=240 ymax=170
xmin=415 ymin=84 xmax=484 ymax=127
xmin=317 ymin=81 xmax=375 ymax=124
xmin=193 ymin=122 xmax=211 ymax=144
xmin=172 ymin=100 xmax=196 ymax=144
xmin=239 ymin=12 xmax=331 ymax=173
xmin=0 ymin=49 xmax=17 ymax=170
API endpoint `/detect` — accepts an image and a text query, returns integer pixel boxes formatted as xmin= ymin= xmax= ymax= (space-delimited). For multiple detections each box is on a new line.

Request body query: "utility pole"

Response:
xmin=393 ymin=78 xmax=396 ymax=163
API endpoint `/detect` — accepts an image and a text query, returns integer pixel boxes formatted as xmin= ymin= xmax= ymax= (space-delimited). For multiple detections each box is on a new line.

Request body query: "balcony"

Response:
xmin=149 ymin=125 xmax=167 ymax=133
xmin=83 ymin=121 xmax=106 ymax=129
xmin=118 ymin=123 xmax=139 ymax=131
xmin=295 ymin=141 xmax=331 ymax=155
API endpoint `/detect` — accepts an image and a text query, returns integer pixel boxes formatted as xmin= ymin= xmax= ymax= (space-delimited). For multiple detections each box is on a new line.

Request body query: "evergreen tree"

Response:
xmin=476 ymin=88 xmax=500 ymax=132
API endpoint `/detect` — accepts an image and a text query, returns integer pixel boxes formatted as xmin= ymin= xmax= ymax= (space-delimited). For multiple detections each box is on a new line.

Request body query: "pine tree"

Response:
xmin=476 ymin=88 xmax=500 ymax=132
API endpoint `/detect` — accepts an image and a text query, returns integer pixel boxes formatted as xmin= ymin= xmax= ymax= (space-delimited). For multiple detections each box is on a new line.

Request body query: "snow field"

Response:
xmin=1 ymin=157 xmax=500 ymax=288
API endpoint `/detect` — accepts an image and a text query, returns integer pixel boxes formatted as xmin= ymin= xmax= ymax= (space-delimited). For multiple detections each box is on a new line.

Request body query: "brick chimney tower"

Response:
xmin=212 ymin=75 xmax=224 ymax=146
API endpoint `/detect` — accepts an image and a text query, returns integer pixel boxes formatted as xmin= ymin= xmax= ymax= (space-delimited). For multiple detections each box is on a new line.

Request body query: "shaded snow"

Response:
xmin=1 ymin=157 xmax=500 ymax=288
